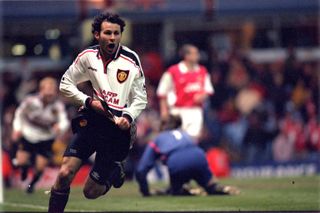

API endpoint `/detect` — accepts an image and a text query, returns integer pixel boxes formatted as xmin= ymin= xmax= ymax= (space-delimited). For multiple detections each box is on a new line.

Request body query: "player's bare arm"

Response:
xmin=159 ymin=97 xmax=170 ymax=120
xmin=193 ymin=93 xmax=208 ymax=105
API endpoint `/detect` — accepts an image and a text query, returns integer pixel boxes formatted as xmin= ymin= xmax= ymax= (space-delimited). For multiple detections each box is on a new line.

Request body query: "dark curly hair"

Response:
xmin=160 ymin=115 xmax=182 ymax=131
xmin=91 ymin=12 xmax=126 ymax=34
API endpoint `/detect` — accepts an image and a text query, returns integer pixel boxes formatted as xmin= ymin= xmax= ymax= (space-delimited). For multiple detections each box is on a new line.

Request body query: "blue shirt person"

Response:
xmin=136 ymin=115 xmax=239 ymax=196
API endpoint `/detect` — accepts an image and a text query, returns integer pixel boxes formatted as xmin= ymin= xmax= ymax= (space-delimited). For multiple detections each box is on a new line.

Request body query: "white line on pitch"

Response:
xmin=2 ymin=202 xmax=98 ymax=212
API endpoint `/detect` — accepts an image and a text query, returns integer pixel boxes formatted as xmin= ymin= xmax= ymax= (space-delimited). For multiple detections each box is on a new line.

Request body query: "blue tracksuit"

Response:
xmin=136 ymin=129 xmax=212 ymax=195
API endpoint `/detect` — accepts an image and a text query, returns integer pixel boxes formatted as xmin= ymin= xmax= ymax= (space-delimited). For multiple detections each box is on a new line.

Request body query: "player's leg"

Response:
xmin=191 ymin=147 xmax=222 ymax=194
xmin=110 ymin=122 xmax=137 ymax=188
xmin=108 ymin=124 xmax=132 ymax=188
xmin=94 ymin=121 xmax=130 ymax=192
xmin=16 ymin=149 xmax=31 ymax=181
xmin=49 ymin=135 xmax=94 ymax=213
xmin=82 ymin=162 xmax=126 ymax=199
xmin=81 ymin=115 xmax=131 ymax=199
xmin=82 ymin=142 xmax=128 ymax=199
xmin=82 ymin=145 xmax=127 ymax=199
xmin=169 ymin=172 xmax=191 ymax=195
xmin=15 ymin=138 xmax=32 ymax=181
xmin=82 ymin=158 xmax=115 ymax=199
xmin=83 ymin=176 xmax=110 ymax=199
xmin=48 ymin=156 xmax=82 ymax=213
xmin=191 ymin=147 xmax=239 ymax=195
xmin=27 ymin=139 xmax=54 ymax=193
xmin=26 ymin=154 xmax=49 ymax=193
xmin=167 ymin=150 xmax=193 ymax=195
xmin=193 ymin=166 xmax=226 ymax=195
xmin=55 ymin=157 xmax=82 ymax=188
xmin=83 ymin=165 xmax=126 ymax=199
xmin=109 ymin=161 xmax=125 ymax=188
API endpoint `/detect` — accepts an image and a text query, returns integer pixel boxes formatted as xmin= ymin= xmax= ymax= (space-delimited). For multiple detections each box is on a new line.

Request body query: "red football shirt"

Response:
xmin=167 ymin=63 xmax=212 ymax=107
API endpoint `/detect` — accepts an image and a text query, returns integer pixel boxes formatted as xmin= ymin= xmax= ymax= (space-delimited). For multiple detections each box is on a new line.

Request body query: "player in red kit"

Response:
xmin=157 ymin=44 xmax=214 ymax=141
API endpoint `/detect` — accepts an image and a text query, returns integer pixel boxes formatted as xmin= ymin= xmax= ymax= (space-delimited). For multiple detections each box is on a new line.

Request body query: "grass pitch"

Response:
xmin=0 ymin=175 xmax=319 ymax=212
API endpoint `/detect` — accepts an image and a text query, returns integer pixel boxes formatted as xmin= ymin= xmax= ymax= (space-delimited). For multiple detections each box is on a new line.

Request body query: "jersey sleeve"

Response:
xmin=135 ymin=143 xmax=158 ymax=196
xmin=12 ymin=97 xmax=30 ymax=132
xmin=204 ymin=72 xmax=214 ymax=95
xmin=122 ymin=54 xmax=148 ymax=121
xmin=156 ymin=71 xmax=173 ymax=98
xmin=59 ymin=53 xmax=91 ymax=106
xmin=55 ymin=101 xmax=70 ymax=134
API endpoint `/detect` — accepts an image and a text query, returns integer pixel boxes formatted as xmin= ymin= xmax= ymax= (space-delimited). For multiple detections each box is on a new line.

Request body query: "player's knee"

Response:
xmin=58 ymin=166 xmax=76 ymax=182
xmin=83 ymin=187 xmax=101 ymax=199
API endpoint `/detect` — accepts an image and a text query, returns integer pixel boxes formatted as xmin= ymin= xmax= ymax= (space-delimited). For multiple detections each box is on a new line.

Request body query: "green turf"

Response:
xmin=0 ymin=175 xmax=319 ymax=212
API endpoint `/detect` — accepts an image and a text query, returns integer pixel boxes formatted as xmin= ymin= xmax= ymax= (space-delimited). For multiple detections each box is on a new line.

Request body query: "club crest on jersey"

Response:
xmin=117 ymin=69 xmax=129 ymax=83
xmin=79 ymin=119 xmax=87 ymax=127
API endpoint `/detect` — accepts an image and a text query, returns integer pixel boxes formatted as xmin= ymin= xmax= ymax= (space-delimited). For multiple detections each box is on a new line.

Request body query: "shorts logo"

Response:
xmin=70 ymin=148 xmax=77 ymax=154
xmin=91 ymin=171 xmax=100 ymax=180
xmin=117 ymin=69 xmax=129 ymax=83
xmin=79 ymin=119 xmax=87 ymax=127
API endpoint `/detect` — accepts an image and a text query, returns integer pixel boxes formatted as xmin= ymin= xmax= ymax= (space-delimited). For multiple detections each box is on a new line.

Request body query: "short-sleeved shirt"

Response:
xmin=12 ymin=94 xmax=69 ymax=143
xmin=157 ymin=62 xmax=214 ymax=107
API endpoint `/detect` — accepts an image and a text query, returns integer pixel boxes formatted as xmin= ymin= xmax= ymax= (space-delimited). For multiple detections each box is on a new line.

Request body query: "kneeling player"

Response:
xmin=136 ymin=115 xmax=239 ymax=196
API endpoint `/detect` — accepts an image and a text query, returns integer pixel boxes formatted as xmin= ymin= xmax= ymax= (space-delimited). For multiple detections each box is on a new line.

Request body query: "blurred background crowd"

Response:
xmin=1 ymin=0 xmax=319 ymax=182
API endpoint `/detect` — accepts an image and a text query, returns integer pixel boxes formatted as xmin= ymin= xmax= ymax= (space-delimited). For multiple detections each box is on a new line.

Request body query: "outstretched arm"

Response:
xmin=135 ymin=144 xmax=158 ymax=196
xmin=157 ymin=71 xmax=173 ymax=120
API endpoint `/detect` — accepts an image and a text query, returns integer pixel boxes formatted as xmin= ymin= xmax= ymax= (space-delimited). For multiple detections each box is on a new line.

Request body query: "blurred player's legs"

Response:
xmin=26 ymin=154 xmax=49 ymax=193
xmin=167 ymin=146 xmax=210 ymax=195
xmin=203 ymin=177 xmax=240 ymax=195
xmin=15 ymin=149 xmax=30 ymax=181
xmin=168 ymin=146 xmax=240 ymax=196
xmin=14 ymin=138 xmax=54 ymax=193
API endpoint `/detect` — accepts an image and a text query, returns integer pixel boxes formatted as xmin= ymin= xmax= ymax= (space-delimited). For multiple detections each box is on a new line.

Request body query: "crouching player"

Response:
xmin=136 ymin=115 xmax=239 ymax=196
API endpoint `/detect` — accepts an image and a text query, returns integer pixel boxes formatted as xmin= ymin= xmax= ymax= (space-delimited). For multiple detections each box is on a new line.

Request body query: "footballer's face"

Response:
xmin=40 ymin=83 xmax=57 ymax=104
xmin=185 ymin=46 xmax=200 ymax=65
xmin=95 ymin=21 xmax=121 ymax=56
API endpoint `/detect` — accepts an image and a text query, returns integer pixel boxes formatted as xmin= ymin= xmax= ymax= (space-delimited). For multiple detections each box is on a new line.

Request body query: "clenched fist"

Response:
xmin=115 ymin=116 xmax=131 ymax=130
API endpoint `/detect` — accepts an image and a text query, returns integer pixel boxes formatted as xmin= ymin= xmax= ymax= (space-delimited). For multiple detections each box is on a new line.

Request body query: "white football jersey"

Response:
xmin=60 ymin=44 xmax=147 ymax=120
xmin=13 ymin=94 xmax=69 ymax=143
